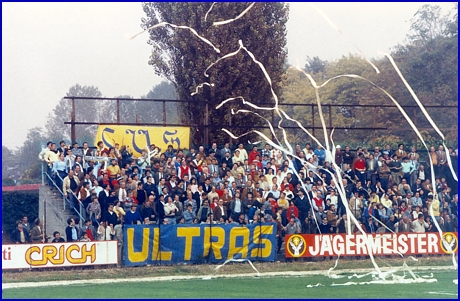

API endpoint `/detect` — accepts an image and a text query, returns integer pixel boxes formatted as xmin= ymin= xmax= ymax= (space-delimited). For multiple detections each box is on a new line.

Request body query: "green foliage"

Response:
xmin=305 ymin=56 xmax=327 ymax=74
xmin=408 ymin=4 xmax=456 ymax=43
xmin=140 ymin=81 xmax=180 ymax=124
xmin=141 ymin=2 xmax=288 ymax=144
xmin=2 ymin=178 xmax=16 ymax=186
xmin=45 ymin=84 xmax=103 ymax=142
xmin=2 ymin=145 xmax=19 ymax=180
xmin=280 ymin=4 xmax=457 ymax=149
xmin=2 ymin=191 xmax=39 ymax=233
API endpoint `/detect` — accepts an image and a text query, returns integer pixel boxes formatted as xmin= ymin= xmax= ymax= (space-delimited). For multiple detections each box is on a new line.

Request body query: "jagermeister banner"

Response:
xmin=95 ymin=125 xmax=190 ymax=156
xmin=123 ymin=223 xmax=277 ymax=266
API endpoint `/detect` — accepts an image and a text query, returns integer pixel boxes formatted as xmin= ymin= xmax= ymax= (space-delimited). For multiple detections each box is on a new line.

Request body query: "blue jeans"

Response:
xmin=380 ymin=178 xmax=389 ymax=191
xmin=68 ymin=193 xmax=78 ymax=211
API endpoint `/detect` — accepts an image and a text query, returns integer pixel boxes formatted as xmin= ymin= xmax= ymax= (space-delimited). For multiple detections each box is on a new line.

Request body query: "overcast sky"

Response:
xmin=2 ymin=2 xmax=455 ymax=149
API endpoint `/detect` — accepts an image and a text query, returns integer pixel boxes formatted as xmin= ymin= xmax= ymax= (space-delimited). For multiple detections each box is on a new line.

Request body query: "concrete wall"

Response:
xmin=39 ymin=186 xmax=81 ymax=241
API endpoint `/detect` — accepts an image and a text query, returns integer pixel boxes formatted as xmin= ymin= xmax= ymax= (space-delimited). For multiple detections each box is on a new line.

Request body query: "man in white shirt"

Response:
xmin=411 ymin=213 xmax=429 ymax=232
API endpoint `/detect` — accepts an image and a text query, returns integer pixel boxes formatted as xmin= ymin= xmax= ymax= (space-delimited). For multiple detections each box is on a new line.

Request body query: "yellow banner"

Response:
xmin=95 ymin=125 xmax=190 ymax=157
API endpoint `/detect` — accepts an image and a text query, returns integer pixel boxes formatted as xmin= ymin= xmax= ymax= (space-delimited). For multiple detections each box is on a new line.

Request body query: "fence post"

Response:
xmin=413 ymin=107 xmax=417 ymax=147
xmin=80 ymin=202 xmax=83 ymax=227
xmin=71 ymin=98 xmax=76 ymax=143
xmin=205 ymin=100 xmax=209 ymax=146
xmin=116 ymin=99 xmax=120 ymax=124
xmin=328 ymin=104 xmax=332 ymax=129
xmin=228 ymin=108 xmax=233 ymax=145
xmin=373 ymin=107 xmax=376 ymax=146
xmin=311 ymin=104 xmax=315 ymax=137
xmin=163 ymin=101 xmax=166 ymax=126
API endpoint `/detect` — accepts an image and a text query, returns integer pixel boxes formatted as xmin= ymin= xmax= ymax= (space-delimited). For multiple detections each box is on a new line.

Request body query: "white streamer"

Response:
xmin=213 ymin=3 xmax=256 ymax=26
xmin=306 ymin=283 xmax=324 ymax=288
xmin=214 ymin=258 xmax=260 ymax=276
xmin=191 ymin=83 xmax=215 ymax=96
xmin=204 ymin=2 xmax=216 ymax=22
xmin=130 ymin=22 xmax=221 ymax=54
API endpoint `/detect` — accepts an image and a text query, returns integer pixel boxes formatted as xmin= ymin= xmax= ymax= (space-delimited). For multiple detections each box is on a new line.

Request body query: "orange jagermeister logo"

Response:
xmin=440 ymin=232 xmax=458 ymax=254
xmin=286 ymin=235 xmax=307 ymax=257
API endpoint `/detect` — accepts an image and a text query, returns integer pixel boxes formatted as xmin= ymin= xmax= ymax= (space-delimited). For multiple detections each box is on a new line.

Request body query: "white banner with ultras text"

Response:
xmin=2 ymin=241 xmax=118 ymax=270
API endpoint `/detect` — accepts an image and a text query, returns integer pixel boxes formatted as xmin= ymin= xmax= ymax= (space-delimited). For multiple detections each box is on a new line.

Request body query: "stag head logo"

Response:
xmin=286 ymin=234 xmax=307 ymax=257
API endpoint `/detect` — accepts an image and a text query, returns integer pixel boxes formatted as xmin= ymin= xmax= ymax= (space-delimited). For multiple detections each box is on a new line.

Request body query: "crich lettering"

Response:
xmin=25 ymin=244 xmax=96 ymax=266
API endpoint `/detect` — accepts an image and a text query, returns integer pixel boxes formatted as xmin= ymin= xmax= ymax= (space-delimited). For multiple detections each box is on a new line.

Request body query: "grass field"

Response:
xmin=3 ymin=271 xmax=457 ymax=299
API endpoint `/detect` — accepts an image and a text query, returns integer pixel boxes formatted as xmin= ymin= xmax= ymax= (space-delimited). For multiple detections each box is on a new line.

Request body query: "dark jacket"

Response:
xmin=294 ymin=196 xmax=311 ymax=214
xmin=103 ymin=211 xmax=120 ymax=226
xmin=10 ymin=229 xmax=31 ymax=244
xmin=66 ymin=225 xmax=78 ymax=242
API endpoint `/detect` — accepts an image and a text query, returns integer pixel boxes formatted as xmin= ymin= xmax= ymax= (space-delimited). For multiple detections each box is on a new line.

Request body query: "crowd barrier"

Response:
xmin=123 ymin=223 xmax=277 ymax=266
xmin=2 ymin=241 xmax=118 ymax=270
xmin=3 ymin=229 xmax=456 ymax=270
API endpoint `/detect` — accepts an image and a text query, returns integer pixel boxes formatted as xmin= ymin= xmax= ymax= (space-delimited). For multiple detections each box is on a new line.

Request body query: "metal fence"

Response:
xmin=64 ymin=96 xmax=458 ymax=150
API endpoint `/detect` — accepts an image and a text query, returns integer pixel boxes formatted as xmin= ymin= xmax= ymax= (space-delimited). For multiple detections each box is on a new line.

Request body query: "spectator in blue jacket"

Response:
xmin=314 ymin=145 xmax=326 ymax=165
xmin=124 ymin=204 xmax=143 ymax=225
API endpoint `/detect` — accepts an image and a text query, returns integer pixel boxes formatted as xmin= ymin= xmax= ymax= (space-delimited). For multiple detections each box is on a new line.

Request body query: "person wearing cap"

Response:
xmin=334 ymin=145 xmax=342 ymax=167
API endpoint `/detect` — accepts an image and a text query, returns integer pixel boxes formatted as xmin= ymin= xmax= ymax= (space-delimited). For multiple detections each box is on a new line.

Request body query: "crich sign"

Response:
xmin=2 ymin=241 xmax=118 ymax=270
xmin=124 ymin=223 xmax=277 ymax=266
xmin=285 ymin=232 xmax=458 ymax=258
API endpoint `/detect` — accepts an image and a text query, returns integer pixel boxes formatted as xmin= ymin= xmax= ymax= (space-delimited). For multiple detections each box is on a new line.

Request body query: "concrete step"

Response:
xmin=40 ymin=186 xmax=87 ymax=241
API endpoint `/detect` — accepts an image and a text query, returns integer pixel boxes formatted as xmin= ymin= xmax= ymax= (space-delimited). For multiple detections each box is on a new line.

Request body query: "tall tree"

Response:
xmin=305 ymin=56 xmax=327 ymax=75
xmin=408 ymin=4 xmax=453 ymax=43
xmin=141 ymin=2 xmax=288 ymax=145
xmin=139 ymin=81 xmax=180 ymax=124
xmin=45 ymin=84 xmax=103 ymax=143
xmin=2 ymin=146 xmax=19 ymax=182
xmin=16 ymin=127 xmax=45 ymax=182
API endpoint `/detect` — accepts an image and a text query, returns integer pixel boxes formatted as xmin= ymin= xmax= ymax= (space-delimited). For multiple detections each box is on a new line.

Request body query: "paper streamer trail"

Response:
xmin=191 ymin=83 xmax=215 ymax=96
xmin=212 ymin=3 xmax=256 ymax=26
xmin=214 ymin=258 xmax=260 ymax=277
xmin=130 ymin=4 xmax=457 ymax=284
xmin=130 ymin=22 xmax=221 ymax=54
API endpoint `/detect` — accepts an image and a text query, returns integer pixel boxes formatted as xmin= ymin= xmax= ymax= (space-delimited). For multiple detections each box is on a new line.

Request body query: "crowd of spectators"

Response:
xmin=11 ymin=140 xmax=458 ymax=254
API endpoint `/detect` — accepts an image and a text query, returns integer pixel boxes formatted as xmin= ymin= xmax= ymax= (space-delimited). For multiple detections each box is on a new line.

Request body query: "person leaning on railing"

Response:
xmin=63 ymin=169 xmax=80 ymax=210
